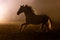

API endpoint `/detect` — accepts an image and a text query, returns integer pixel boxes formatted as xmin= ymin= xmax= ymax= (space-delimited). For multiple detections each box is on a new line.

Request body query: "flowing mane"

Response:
xmin=25 ymin=5 xmax=34 ymax=13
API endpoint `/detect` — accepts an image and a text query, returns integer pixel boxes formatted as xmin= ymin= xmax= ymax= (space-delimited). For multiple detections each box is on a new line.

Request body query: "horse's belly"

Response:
xmin=30 ymin=18 xmax=42 ymax=24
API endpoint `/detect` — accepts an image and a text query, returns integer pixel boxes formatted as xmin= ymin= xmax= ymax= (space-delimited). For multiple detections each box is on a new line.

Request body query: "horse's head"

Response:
xmin=17 ymin=5 xmax=34 ymax=15
xmin=17 ymin=5 xmax=24 ymax=15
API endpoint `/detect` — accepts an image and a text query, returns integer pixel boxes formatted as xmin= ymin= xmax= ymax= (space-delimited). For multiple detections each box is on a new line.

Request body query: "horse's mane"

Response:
xmin=25 ymin=5 xmax=34 ymax=13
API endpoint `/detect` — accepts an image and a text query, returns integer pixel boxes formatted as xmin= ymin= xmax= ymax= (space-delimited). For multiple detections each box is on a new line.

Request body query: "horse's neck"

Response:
xmin=24 ymin=12 xmax=35 ymax=18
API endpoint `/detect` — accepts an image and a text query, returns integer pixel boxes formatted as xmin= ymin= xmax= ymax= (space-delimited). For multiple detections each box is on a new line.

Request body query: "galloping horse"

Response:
xmin=17 ymin=5 xmax=52 ymax=32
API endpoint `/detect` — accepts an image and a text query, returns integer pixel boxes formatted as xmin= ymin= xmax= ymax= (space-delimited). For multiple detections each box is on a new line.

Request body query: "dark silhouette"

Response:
xmin=17 ymin=5 xmax=52 ymax=32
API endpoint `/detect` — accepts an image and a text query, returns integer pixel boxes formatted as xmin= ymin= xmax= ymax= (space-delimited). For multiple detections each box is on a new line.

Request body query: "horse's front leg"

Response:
xmin=20 ymin=23 xmax=28 ymax=32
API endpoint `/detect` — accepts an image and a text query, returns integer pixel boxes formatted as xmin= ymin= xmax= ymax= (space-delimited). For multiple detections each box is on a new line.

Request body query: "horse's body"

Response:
xmin=17 ymin=5 xmax=52 ymax=32
xmin=26 ymin=14 xmax=50 ymax=24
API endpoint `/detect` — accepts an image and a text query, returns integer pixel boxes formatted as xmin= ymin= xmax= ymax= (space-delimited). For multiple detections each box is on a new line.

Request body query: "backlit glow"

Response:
xmin=0 ymin=5 xmax=7 ymax=20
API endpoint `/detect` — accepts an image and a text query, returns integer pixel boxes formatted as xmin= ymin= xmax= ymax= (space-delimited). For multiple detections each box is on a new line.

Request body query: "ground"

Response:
xmin=0 ymin=23 xmax=60 ymax=40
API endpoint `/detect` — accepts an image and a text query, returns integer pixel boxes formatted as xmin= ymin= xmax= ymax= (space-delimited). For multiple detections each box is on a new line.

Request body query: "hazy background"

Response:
xmin=0 ymin=0 xmax=60 ymax=39
xmin=0 ymin=0 xmax=60 ymax=24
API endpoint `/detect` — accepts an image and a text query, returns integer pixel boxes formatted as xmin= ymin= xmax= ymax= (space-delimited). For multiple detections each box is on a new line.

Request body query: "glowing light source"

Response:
xmin=0 ymin=5 xmax=7 ymax=20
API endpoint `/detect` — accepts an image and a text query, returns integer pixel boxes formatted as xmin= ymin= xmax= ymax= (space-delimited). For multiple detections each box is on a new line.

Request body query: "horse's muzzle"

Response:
xmin=17 ymin=13 xmax=19 ymax=15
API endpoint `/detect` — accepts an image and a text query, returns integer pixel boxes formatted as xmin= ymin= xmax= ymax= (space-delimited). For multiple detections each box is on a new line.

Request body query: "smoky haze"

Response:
xmin=0 ymin=0 xmax=60 ymax=23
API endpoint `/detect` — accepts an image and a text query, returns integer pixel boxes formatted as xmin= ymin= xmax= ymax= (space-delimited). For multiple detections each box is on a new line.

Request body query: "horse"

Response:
xmin=17 ymin=5 xmax=52 ymax=32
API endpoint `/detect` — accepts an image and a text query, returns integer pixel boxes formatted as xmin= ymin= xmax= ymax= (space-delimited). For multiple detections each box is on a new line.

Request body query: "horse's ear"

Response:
xmin=22 ymin=5 xmax=24 ymax=7
xmin=25 ymin=5 xmax=28 ymax=6
xmin=25 ymin=5 xmax=29 ymax=7
xmin=20 ymin=5 xmax=24 ymax=7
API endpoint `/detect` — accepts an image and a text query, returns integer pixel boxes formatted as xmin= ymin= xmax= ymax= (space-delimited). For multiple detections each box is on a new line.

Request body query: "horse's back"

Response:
xmin=36 ymin=14 xmax=50 ymax=24
xmin=39 ymin=14 xmax=50 ymax=19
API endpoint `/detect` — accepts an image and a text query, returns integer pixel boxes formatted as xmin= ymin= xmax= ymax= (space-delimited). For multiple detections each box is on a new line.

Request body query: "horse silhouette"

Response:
xmin=17 ymin=5 xmax=52 ymax=32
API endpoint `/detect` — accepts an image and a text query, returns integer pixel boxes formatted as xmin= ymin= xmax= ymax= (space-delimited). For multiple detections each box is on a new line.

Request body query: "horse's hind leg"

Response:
xmin=47 ymin=19 xmax=52 ymax=31
xmin=44 ymin=19 xmax=52 ymax=32
xmin=41 ymin=23 xmax=44 ymax=32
